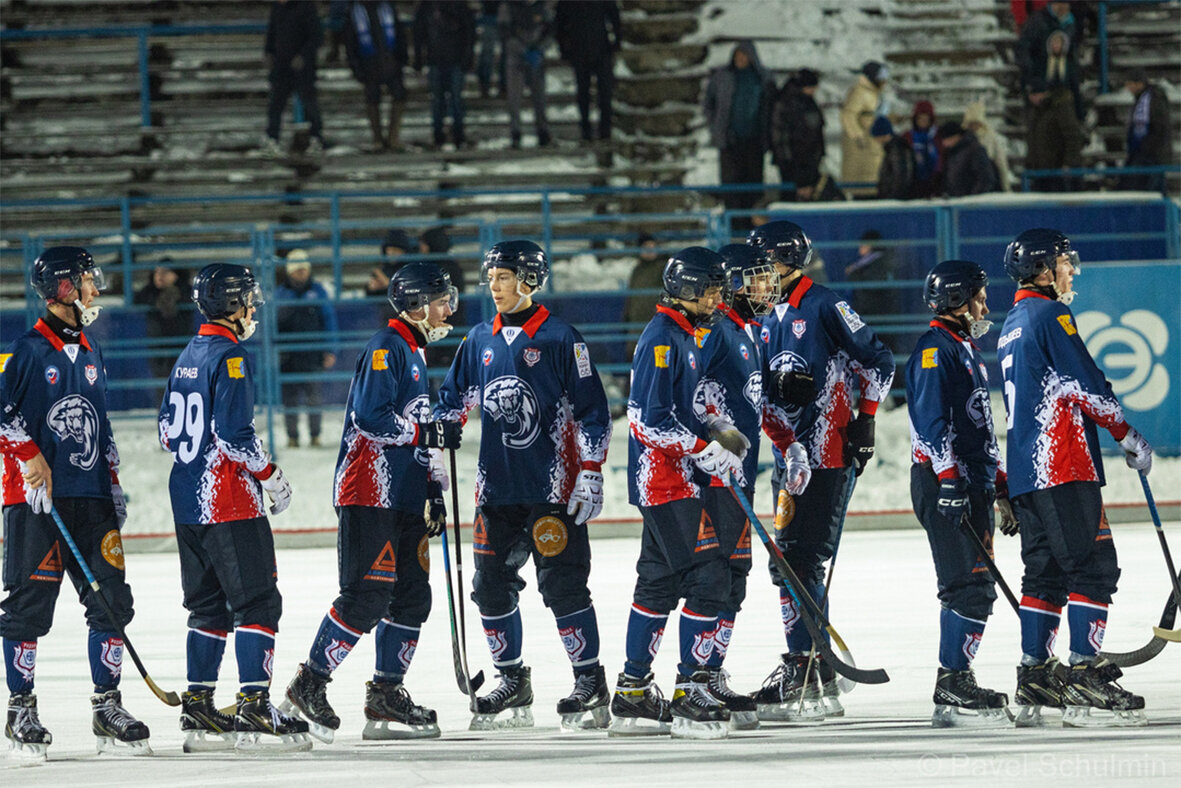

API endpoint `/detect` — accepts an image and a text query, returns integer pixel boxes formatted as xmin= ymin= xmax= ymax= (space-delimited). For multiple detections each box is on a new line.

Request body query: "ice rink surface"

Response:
xmin=5 ymin=523 xmax=1179 ymax=786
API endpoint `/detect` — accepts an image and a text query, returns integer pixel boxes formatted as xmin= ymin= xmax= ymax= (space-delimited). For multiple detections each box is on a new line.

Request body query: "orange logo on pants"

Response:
xmin=418 ymin=535 xmax=430 ymax=573
xmin=532 ymin=516 xmax=568 ymax=557
xmin=101 ymin=530 xmax=125 ymax=570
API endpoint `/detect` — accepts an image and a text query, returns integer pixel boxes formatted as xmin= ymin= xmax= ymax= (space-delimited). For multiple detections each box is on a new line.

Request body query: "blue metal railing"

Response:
xmin=1021 ymin=164 xmax=1181 ymax=192
xmin=1095 ymin=0 xmax=1181 ymax=94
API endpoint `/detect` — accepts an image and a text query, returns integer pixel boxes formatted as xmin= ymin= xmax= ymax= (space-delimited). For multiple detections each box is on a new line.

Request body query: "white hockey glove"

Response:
xmin=425 ymin=480 xmax=447 ymax=537
xmin=566 ymin=469 xmax=604 ymax=526
xmin=1118 ymin=426 xmax=1152 ymax=475
xmin=428 ymin=448 xmax=450 ymax=492
xmin=25 ymin=480 xmax=52 ymax=516
xmin=260 ymin=466 xmax=293 ymax=515
xmin=784 ymin=442 xmax=812 ymax=496
xmin=691 ymin=440 xmax=742 ymax=486
xmin=111 ymin=483 xmax=127 ymax=528
xmin=706 ymin=417 xmax=750 ymax=459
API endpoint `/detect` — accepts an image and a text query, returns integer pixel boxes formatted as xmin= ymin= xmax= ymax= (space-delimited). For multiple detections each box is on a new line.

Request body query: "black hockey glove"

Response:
xmin=844 ymin=412 xmax=875 ymax=476
xmin=768 ymin=369 xmax=816 ymax=408
xmin=417 ymin=420 xmax=462 ymax=450
xmin=996 ymin=495 xmax=1019 ymax=537
xmin=425 ymin=481 xmax=447 ymax=537
xmin=936 ymin=477 xmax=969 ymax=522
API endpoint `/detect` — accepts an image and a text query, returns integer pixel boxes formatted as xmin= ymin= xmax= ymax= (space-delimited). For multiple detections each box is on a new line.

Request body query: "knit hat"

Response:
xmin=861 ymin=61 xmax=888 ymax=83
xmin=382 ymin=229 xmax=415 ymax=255
xmin=797 ymin=68 xmax=819 ymax=87
xmin=285 ymin=249 xmax=311 ymax=273
xmin=940 ymin=120 xmax=966 ymax=139
xmin=870 ymin=116 xmax=894 ymax=137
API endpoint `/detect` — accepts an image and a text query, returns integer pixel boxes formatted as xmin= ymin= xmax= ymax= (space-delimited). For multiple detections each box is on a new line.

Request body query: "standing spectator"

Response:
xmin=841 ymin=61 xmax=890 ymax=196
xmin=414 ymin=0 xmax=475 ymax=149
xmin=873 ymin=116 xmax=916 ymax=199
xmin=844 ymin=230 xmax=898 ymax=328
xmin=770 ymin=68 xmax=826 ymax=202
xmin=940 ymin=121 xmax=1000 ymax=197
xmin=1015 ymin=2 xmax=1079 ymax=95
xmin=264 ymin=0 xmax=325 ymax=156
xmin=622 ymin=232 xmax=663 ymax=355
xmin=476 ymin=1 xmax=502 ymax=98
xmin=134 ymin=262 xmax=192 ymax=400
xmin=962 ymin=100 xmax=1012 ymax=191
xmin=702 ymin=40 xmax=775 ymax=229
xmin=556 ymin=1 xmax=621 ymax=143
xmin=275 ymin=250 xmax=338 ymax=448
xmin=1025 ymin=76 xmax=1083 ymax=192
xmin=903 ymin=100 xmax=940 ymax=198
xmin=342 ymin=1 xmax=409 ymax=151
xmin=1120 ymin=69 xmax=1173 ymax=193
xmin=1044 ymin=30 xmax=1083 ymax=122
xmin=365 ymin=229 xmax=416 ymax=321
xmin=501 ymin=0 xmax=553 ymax=149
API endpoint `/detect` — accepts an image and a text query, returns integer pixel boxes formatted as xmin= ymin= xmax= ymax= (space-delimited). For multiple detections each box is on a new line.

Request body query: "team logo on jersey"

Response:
xmin=523 ymin=347 xmax=541 ymax=367
xmin=483 ymin=376 xmax=541 ymax=449
xmin=739 ymin=343 xmax=750 ymax=361
xmin=559 ymin=625 xmax=587 ymax=662
xmin=769 ymin=350 xmax=811 ymax=417
xmin=979 ymin=363 xmax=988 ymax=382
xmin=1057 ymin=314 xmax=1077 ymax=335
xmin=0 ymin=353 xmax=11 ymax=373
xmin=482 ymin=348 xmax=494 ymax=366
xmin=573 ymin=342 xmax=592 ymax=378
xmin=792 ymin=319 xmax=807 ymax=339
xmin=653 ymin=345 xmax=670 ymax=368
xmin=742 ymin=370 xmax=763 ymax=409
xmin=687 ymin=351 xmax=696 ymax=370
xmin=966 ymin=388 xmax=992 ymax=430
xmin=834 ymin=301 xmax=865 ymax=333
xmin=418 ymin=534 xmax=430 ymax=572
xmin=922 ymin=348 xmax=939 ymax=368
xmin=45 ymin=365 xmax=60 ymax=384
xmin=47 ymin=394 xmax=101 ymax=471
xmin=532 ymin=516 xmax=568 ymax=557
xmin=30 ymin=542 xmax=63 ymax=582
xmin=99 ymin=636 xmax=124 ymax=679
xmin=226 ymin=357 xmax=245 ymax=378
xmin=411 ymin=363 xmax=421 ymax=381
xmin=323 ymin=639 xmax=353 ymax=672
xmin=404 ymin=394 xmax=431 ymax=426
xmin=85 ymin=364 xmax=98 ymax=385
xmin=372 ymin=349 xmax=390 ymax=371
xmin=11 ymin=641 xmax=36 ymax=684
xmin=101 ymin=529 xmax=125 ymax=570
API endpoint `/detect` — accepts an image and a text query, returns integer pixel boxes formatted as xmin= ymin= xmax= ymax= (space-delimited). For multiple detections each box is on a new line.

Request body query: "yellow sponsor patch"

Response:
xmin=532 ymin=516 xmax=568 ymax=557
xmin=418 ymin=535 xmax=431 ymax=573
xmin=101 ymin=530 xmax=125 ymax=571
xmin=0 ymin=353 xmax=11 ymax=373
xmin=372 ymin=348 xmax=390 ymax=370
xmin=921 ymin=347 xmax=939 ymax=368
xmin=653 ymin=345 xmax=670 ymax=368
xmin=226 ymin=357 xmax=245 ymax=379
xmin=1057 ymin=314 xmax=1077 ymax=335
xmin=694 ymin=327 xmax=710 ymax=348
xmin=774 ymin=489 xmax=795 ymax=531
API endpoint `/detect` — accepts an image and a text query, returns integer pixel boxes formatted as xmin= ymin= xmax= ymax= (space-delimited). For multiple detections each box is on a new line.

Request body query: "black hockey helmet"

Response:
xmin=747 ymin=220 xmax=814 ymax=272
xmin=924 ymin=260 xmax=988 ymax=314
xmin=31 ymin=245 xmax=105 ymax=301
xmin=1003 ymin=228 xmax=1077 ymax=283
xmin=663 ymin=246 xmax=729 ymax=304
xmin=481 ymin=239 xmax=549 ymax=291
xmin=389 ymin=261 xmax=458 ymax=314
xmin=192 ymin=263 xmax=264 ymax=320
xmin=718 ymin=243 xmax=779 ymax=318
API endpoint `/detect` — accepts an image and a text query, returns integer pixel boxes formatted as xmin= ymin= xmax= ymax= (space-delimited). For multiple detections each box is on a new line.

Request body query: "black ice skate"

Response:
xmin=1060 ymin=659 xmax=1146 ymax=728
xmin=469 ymin=665 xmax=534 ymax=730
xmin=556 ymin=665 xmax=611 ymax=731
xmin=670 ymin=670 xmax=730 ymax=740
xmin=180 ymin=689 xmax=236 ymax=752
xmin=931 ymin=668 xmax=1013 ymax=728
xmin=705 ymin=668 xmax=758 ymax=731
xmin=362 ymin=681 xmax=440 ymax=740
xmin=280 ymin=663 xmax=340 ymax=744
xmin=816 ymin=655 xmax=844 ymax=717
xmin=234 ymin=689 xmax=313 ymax=753
xmin=607 ymin=671 xmax=672 ymax=737
xmin=1013 ymin=657 xmax=1067 ymax=727
xmin=751 ymin=653 xmax=824 ymax=723
xmin=91 ymin=689 xmax=152 ymax=755
xmin=6 ymin=692 xmax=51 ymax=763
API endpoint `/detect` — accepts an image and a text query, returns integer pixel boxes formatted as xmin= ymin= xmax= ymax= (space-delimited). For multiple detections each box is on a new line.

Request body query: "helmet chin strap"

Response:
xmin=968 ymin=316 xmax=993 ymax=338
xmin=234 ymin=316 xmax=258 ymax=340
xmin=404 ymin=312 xmax=453 ymax=344
xmin=72 ymin=299 xmax=102 ymax=327
xmin=1055 ymin=285 xmax=1076 ymax=306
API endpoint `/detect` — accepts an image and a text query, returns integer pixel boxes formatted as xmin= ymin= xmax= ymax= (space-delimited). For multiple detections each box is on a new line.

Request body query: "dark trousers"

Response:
xmin=768 ymin=466 xmax=854 ymax=592
xmin=506 ymin=48 xmax=548 ymax=137
xmin=719 ymin=138 xmax=765 ymax=226
xmin=176 ymin=516 xmax=282 ymax=632
xmin=266 ymin=65 xmax=323 ymax=141
xmin=632 ymin=497 xmax=730 ymax=617
xmin=332 ymin=505 xmax=431 ymax=633
xmin=704 ymin=486 xmax=753 ymax=612
xmin=428 ymin=64 xmax=466 ymax=144
xmin=572 ymin=57 xmax=614 ymax=140
xmin=283 ymin=380 xmax=323 ymax=440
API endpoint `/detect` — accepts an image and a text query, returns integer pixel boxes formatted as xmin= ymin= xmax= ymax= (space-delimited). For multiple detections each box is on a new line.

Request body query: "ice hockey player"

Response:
xmin=160 ymin=263 xmax=310 ymax=753
xmin=611 ymin=246 xmax=742 ymax=740
xmin=281 ymin=262 xmax=460 ymax=743
xmin=1 ymin=246 xmax=149 ymax=761
xmin=435 ymin=240 xmax=612 ymax=731
xmin=906 ymin=259 xmax=1016 ymax=728
xmin=750 ymin=220 xmax=895 ymax=721
xmin=999 ymin=228 xmax=1151 ymax=727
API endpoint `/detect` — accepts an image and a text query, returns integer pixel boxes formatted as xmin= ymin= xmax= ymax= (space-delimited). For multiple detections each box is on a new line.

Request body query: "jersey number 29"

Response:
xmin=164 ymin=391 xmax=205 ymax=464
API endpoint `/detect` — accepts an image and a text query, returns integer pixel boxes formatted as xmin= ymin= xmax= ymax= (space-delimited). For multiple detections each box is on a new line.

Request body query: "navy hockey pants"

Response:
xmin=1 ymin=498 xmax=133 ymax=640
xmin=632 ymin=497 xmax=730 ymax=617
xmin=704 ymin=486 xmax=753 ymax=613
xmin=768 ymin=466 xmax=854 ymax=590
xmin=332 ymin=505 xmax=432 ymax=633
xmin=176 ymin=516 xmax=282 ymax=632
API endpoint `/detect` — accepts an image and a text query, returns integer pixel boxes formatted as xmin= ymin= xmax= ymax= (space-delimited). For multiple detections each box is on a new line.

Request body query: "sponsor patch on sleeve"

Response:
xmin=372 ymin=348 xmax=390 ymax=371
xmin=653 ymin=345 xmax=670 ymax=369
xmin=573 ymin=342 xmax=592 ymax=378
xmin=226 ymin=357 xmax=245 ymax=379
xmin=921 ymin=347 xmax=939 ymax=368
xmin=834 ymin=301 xmax=865 ymax=333
xmin=1057 ymin=314 xmax=1077 ymax=335
xmin=0 ymin=353 xmax=11 ymax=373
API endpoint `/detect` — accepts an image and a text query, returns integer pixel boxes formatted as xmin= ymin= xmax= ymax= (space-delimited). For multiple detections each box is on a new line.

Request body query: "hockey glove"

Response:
xmin=25 ymin=480 xmax=52 ymax=516
xmin=784 ymin=441 xmax=812 ymax=496
xmin=425 ymin=481 xmax=447 ymax=537
xmin=706 ymin=417 xmax=751 ymax=459
xmin=996 ymin=495 xmax=1019 ymax=537
xmin=428 ymin=448 xmax=450 ymax=492
xmin=566 ymin=469 xmax=604 ymax=525
xmin=936 ymin=476 xmax=969 ymax=522
xmin=417 ymin=420 xmax=462 ymax=450
xmin=111 ymin=483 xmax=127 ymax=529
xmin=690 ymin=440 xmax=742 ymax=486
xmin=768 ymin=369 xmax=816 ymax=408
xmin=845 ymin=412 xmax=875 ymax=476
xmin=1118 ymin=425 xmax=1152 ymax=475
xmin=260 ymin=466 xmax=293 ymax=515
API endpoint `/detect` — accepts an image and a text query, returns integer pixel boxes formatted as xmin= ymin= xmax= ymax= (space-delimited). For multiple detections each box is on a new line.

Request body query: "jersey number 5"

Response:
xmin=164 ymin=391 xmax=206 ymax=464
xmin=1000 ymin=354 xmax=1015 ymax=431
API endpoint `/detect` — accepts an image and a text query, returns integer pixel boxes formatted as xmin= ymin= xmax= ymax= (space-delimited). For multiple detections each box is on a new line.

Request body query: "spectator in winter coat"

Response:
xmin=476 ymin=1 xmax=502 ymax=98
xmin=414 ymin=0 xmax=475 ymax=149
xmin=844 ymin=229 xmax=899 ymax=338
xmin=342 ymin=0 xmax=409 ymax=151
xmin=1015 ymin=2 xmax=1080 ymax=94
xmin=872 ymin=116 xmax=916 ymax=199
xmin=1120 ymin=69 xmax=1173 ymax=193
xmin=702 ymin=40 xmax=776 ymax=228
xmin=275 ymin=250 xmax=339 ymax=448
xmin=841 ymin=61 xmax=890 ymax=196
xmin=134 ymin=262 xmax=192 ymax=399
xmin=770 ymin=68 xmax=826 ymax=202
xmin=264 ymin=0 xmax=325 ymax=156
xmin=1025 ymin=76 xmax=1084 ymax=192
xmin=1043 ymin=30 xmax=1083 ymax=121
xmin=939 ymin=121 xmax=1000 ymax=197
xmin=902 ymin=100 xmax=940 ymax=198
xmin=962 ymin=100 xmax=1012 ymax=191
xmin=623 ymin=233 xmax=664 ymax=359
xmin=556 ymin=1 xmax=620 ymax=143
xmin=501 ymin=0 xmax=553 ymax=148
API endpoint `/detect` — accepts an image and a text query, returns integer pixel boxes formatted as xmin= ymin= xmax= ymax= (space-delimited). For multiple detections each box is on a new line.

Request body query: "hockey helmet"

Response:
xmin=31 ymin=245 xmax=105 ymax=302
xmin=718 ymin=243 xmax=779 ymax=318
xmin=924 ymin=259 xmax=988 ymax=314
xmin=746 ymin=220 xmax=813 ymax=272
xmin=192 ymin=263 xmax=264 ymax=320
xmin=481 ymin=240 xmax=549 ymax=291
xmin=1003 ymin=228 xmax=1078 ymax=283
xmin=389 ymin=261 xmax=458 ymax=314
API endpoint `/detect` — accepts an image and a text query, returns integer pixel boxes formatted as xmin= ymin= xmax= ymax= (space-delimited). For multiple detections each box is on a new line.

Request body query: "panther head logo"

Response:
xmin=46 ymin=395 xmax=100 ymax=471
xmin=483 ymin=376 xmax=541 ymax=449
xmin=769 ymin=350 xmax=811 ymax=418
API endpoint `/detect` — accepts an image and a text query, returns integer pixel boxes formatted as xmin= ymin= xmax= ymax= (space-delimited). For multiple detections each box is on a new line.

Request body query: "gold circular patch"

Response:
xmin=101 ymin=530 xmax=125 ymax=571
xmin=418 ymin=535 xmax=430 ymax=573
xmin=773 ymin=490 xmax=795 ymax=532
xmin=532 ymin=516 xmax=568 ymax=558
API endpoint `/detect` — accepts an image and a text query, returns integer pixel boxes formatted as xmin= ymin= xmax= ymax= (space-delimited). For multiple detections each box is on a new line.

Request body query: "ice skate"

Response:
xmin=607 ymin=671 xmax=672 ymax=736
xmin=817 ymin=655 xmax=844 ymax=717
xmin=670 ymin=671 xmax=730 ymax=740
xmin=91 ymin=689 xmax=152 ymax=756
xmin=556 ymin=665 xmax=610 ymax=731
xmin=179 ymin=689 xmax=235 ymax=752
xmin=362 ymin=681 xmax=440 ymax=740
xmin=280 ymin=663 xmax=340 ymax=744
xmin=234 ymin=689 xmax=313 ymax=753
xmin=705 ymin=668 xmax=759 ymax=730
xmin=6 ymin=693 xmax=51 ymax=764
xmin=1013 ymin=657 xmax=1067 ymax=727
xmin=1060 ymin=659 xmax=1147 ymax=728
xmin=931 ymin=668 xmax=1013 ymax=728
xmin=752 ymin=653 xmax=825 ymax=723
xmin=469 ymin=665 xmax=534 ymax=730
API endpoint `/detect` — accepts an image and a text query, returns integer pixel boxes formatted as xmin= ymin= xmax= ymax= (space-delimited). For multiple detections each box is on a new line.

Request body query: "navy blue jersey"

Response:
xmin=760 ymin=276 xmax=895 ymax=468
xmin=628 ymin=305 xmax=712 ymax=506
xmin=1 ymin=320 xmax=118 ymax=505
xmin=334 ymin=319 xmax=432 ymax=511
xmin=997 ymin=290 xmax=1127 ymax=499
xmin=436 ymin=306 xmax=610 ymax=507
xmin=159 ymin=324 xmax=273 ymax=525
xmin=698 ymin=308 xmax=764 ymax=489
xmin=905 ymin=320 xmax=1001 ymax=487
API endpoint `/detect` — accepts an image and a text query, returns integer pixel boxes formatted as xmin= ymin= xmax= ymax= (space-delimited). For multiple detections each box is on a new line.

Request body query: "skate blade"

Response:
xmin=469 ymin=705 xmax=534 ymax=731
xmin=932 ymin=705 xmax=1013 ymax=729
xmin=362 ymin=719 xmax=441 ymax=740
xmin=727 ymin=710 xmax=759 ymax=731
xmin=1013 ymin=704 xmax=1059 ymax=728
xmin=1062 ymin=705 xmax=1147 ymax=728
xmin=96 ymin=736 xmax=153 ymax=756
xmin=606 ymin=715 xmax=670 ymax=737
xmin=559 ymin=705 xmax=611 ymax=732
xmin=821 ymin=696 xmax=845 ymax=718
xmin=182 ymin=730 xmax=236 ymax=752
xmin=277 ymin=698 xmax=336 ymax=744
xmin=756 ymin=699 xmax=825 ymax=723
xmin=670 ymin=716 xmax=729 ymax=740
xmin=7 ymin=739 xmax=49 ymax=765
xmin=234 ymin=730 xmax=314 ymax=753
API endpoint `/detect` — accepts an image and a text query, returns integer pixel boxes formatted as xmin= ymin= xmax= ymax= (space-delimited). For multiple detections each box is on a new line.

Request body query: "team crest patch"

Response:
xmin=45 ymin=365 xmax=60 ymax=384
xmin=523 ymin=347 xmax=541 ymax=367
xmin=739 ymin=343 xmax=750 ymax=360
xmin=760 ymin=325 xmax=770 ymax=344
xmin=372 ymin=349 xmax=390 ymax=371
xmin=418 ymin=535 xmax=430 ymax=572
xmin=560 ymin=625 xmax=588 ymax=662
xmin=411 ymin=363 xmax=421 ymax=381
xmin=922 ymin=347 xmax=939 ymax=368
xmin=962 ymin=632 xmax=982 ymax=662
xmin=482 ymin=348 xmax=494 ymax=366
xmin=322 ymin=639 xmax=353 ymax=671
xmin=99 ymin=637 xmax=124 ymax=678
xmin=532 ymin=516 xmax=568 ymax=557
xmin=1057 ymin=314 xmax=1077 ymax=335
xmin=85 ymin=364 xmax=98 ymax=385
xmin=12 ymin=641 xmax=36 ymax=684
xmin=653 ymin=345 xmax=670 ymax=368
xmin=834 ymin=301 xmax=865 ymax=332
xmin=774 ymin=489 xmax=795 ymax=531
xmin=694 ymin=510 xmax=718 ymax=552
xmin=792 ymin=319 xmax=807 ymax=339
xmin=101 ymin=529 xmax=125 ymax=570
xmin=687 ymin=351 xmax=696 ymax=370
xmin=226 ymin=357 xmax=245 ymax=378
xmin=573 ymin=342 xmax=592 ymax=378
